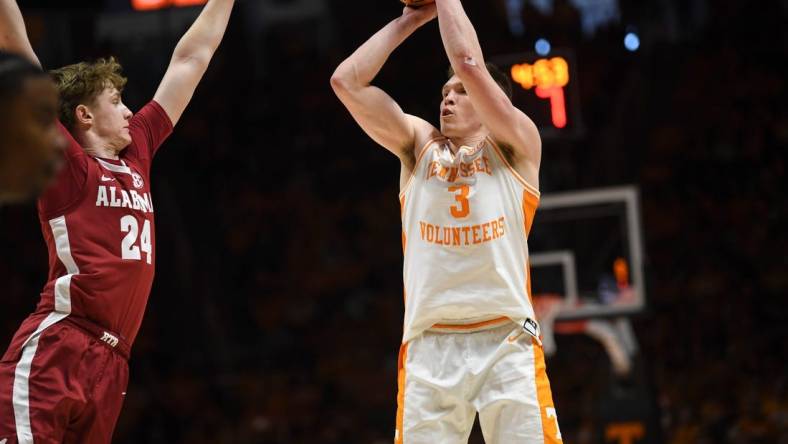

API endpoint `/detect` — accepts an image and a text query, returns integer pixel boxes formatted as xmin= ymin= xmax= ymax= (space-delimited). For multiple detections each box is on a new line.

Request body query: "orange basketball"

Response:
xmin=401 ymin=0 xmax=435 ymax=6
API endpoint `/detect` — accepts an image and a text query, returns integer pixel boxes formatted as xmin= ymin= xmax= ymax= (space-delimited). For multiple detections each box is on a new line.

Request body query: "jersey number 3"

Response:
xmin=449 ymin=185 xmax=470 ymax=218
xmin=120 ymin=215 xmax=152 ymax=264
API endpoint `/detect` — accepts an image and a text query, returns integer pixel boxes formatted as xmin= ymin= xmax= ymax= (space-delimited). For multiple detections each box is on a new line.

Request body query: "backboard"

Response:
xmin=529 ymin=186 xmax=647 ymax=320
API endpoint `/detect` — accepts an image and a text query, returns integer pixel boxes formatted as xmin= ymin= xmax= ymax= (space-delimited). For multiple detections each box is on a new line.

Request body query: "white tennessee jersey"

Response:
xmin=399 ymin=136 xmax=540 ymax=342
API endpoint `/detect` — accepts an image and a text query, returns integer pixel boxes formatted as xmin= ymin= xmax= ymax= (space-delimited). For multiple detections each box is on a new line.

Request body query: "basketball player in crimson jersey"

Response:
xmin=332 ymin=1 xmax=562 ymax=442
xmin=0 ymin=0 xmax=234 ymax=442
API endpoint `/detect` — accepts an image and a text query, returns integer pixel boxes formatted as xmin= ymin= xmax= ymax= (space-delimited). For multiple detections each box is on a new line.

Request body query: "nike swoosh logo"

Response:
xmin=101 ymin=175 xmax=116 ymax=182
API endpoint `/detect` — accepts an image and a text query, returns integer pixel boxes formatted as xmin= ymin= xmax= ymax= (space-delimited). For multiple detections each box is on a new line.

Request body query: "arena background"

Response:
xmin=1 ymin=0 xmax=786 ymax=442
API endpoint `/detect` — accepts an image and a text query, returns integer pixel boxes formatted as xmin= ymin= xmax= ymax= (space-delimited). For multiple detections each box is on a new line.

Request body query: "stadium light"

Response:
xmin=624 ymin=32 xmax=640 ymax=52
xmin=535 ymin=38 xmax=551 ymax=56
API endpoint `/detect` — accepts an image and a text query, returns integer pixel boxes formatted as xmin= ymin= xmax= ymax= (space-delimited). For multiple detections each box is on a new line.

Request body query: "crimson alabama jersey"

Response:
xmin=3 ymin=101 xmax=172 ymax=361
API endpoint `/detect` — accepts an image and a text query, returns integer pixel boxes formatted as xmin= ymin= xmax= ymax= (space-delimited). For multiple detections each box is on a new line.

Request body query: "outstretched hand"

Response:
xmin=402 ymin=3 xmax=437 ymax=25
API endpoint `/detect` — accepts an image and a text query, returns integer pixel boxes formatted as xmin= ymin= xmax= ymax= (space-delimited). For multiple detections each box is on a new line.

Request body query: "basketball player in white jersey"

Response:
xmin=331 ymin=1 xmax=562 ymax=443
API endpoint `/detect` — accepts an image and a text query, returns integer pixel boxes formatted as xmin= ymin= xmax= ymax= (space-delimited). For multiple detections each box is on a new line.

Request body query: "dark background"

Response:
xmin=1 ymin=0 xmax=786 ymax=442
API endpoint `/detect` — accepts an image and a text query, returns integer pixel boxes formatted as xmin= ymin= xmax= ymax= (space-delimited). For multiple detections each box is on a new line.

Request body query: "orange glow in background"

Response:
xmin=511 ymin=57 xmax=570 ymax=129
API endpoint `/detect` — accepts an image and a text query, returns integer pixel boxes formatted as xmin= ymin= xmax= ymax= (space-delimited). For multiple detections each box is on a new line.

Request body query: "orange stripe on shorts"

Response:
xmin=533 ymin=338 xmax=563 ymax=443
xmin=395 ymin=343 xmax=409 ymax=444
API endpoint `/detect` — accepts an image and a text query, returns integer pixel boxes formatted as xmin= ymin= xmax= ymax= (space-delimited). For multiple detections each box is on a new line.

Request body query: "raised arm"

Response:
xmin=330 ymin=6 xmax=439 ymax=167
xmin=0 ymin=0 xmax=40 ymax=67
xmin=153 ymin=0 xmax=234 ymax=126
xmin=435 ymin=0 xmax=541 ymax=186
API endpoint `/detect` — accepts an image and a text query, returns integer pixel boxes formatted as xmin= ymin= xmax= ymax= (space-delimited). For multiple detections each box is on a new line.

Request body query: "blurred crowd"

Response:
xmin=1 ymin=0 xmax=785 ymax=442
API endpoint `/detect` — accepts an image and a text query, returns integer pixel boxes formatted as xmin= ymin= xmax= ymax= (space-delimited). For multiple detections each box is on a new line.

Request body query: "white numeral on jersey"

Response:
xmin=120 ymin=215 xmax=152 ymax=264
xmin=546 ymin=407 xmax=562 ymax=440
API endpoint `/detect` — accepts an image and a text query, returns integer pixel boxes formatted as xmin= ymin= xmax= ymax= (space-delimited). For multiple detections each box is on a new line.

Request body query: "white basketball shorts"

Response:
xmin=394 ymin=321 xmax=563 ymax=444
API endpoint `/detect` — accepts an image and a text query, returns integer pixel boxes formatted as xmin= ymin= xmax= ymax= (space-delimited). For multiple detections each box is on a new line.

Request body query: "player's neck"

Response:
xmin=446 ymin=132 xmax=488 ymax=153
xmin=76 ymin=132 xmax=122 ymax=160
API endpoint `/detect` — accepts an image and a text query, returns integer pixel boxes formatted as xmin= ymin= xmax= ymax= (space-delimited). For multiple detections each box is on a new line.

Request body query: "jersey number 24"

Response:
xmin=120 ymin=215 xmax=152 ymax=264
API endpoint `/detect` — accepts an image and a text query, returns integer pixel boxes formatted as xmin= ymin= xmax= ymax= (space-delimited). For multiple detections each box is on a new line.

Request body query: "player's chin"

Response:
xmin=27 ymin=160 xmax=59 ymax=197
xmin=6 ymin=178 xmax=41 ymax=204
xmin=3 ymin=165 xmax=46 ymax=203
xmin=119 ymin=132 xmax=132 ymax=148
xmin=1 ymin=188 xmax=29 ymax=204
xmin=440 ymin=123 xmax=459 ymax=138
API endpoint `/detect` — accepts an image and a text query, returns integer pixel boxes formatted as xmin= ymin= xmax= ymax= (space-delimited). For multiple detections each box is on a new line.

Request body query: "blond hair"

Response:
xmin=50 ymin=57 xmax=128 ymax=129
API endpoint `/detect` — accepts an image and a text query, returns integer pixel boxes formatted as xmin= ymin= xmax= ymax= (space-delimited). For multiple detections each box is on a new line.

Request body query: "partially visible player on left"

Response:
xmin=0 ymin=51 xmax=65 ymax=205
xmin=0 ymin=0 xmax=234 ymax=442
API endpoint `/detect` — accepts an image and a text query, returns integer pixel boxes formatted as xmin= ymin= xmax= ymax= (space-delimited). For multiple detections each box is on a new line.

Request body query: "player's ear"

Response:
xmin=75 ymin=104 xmax=92 ymax=126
